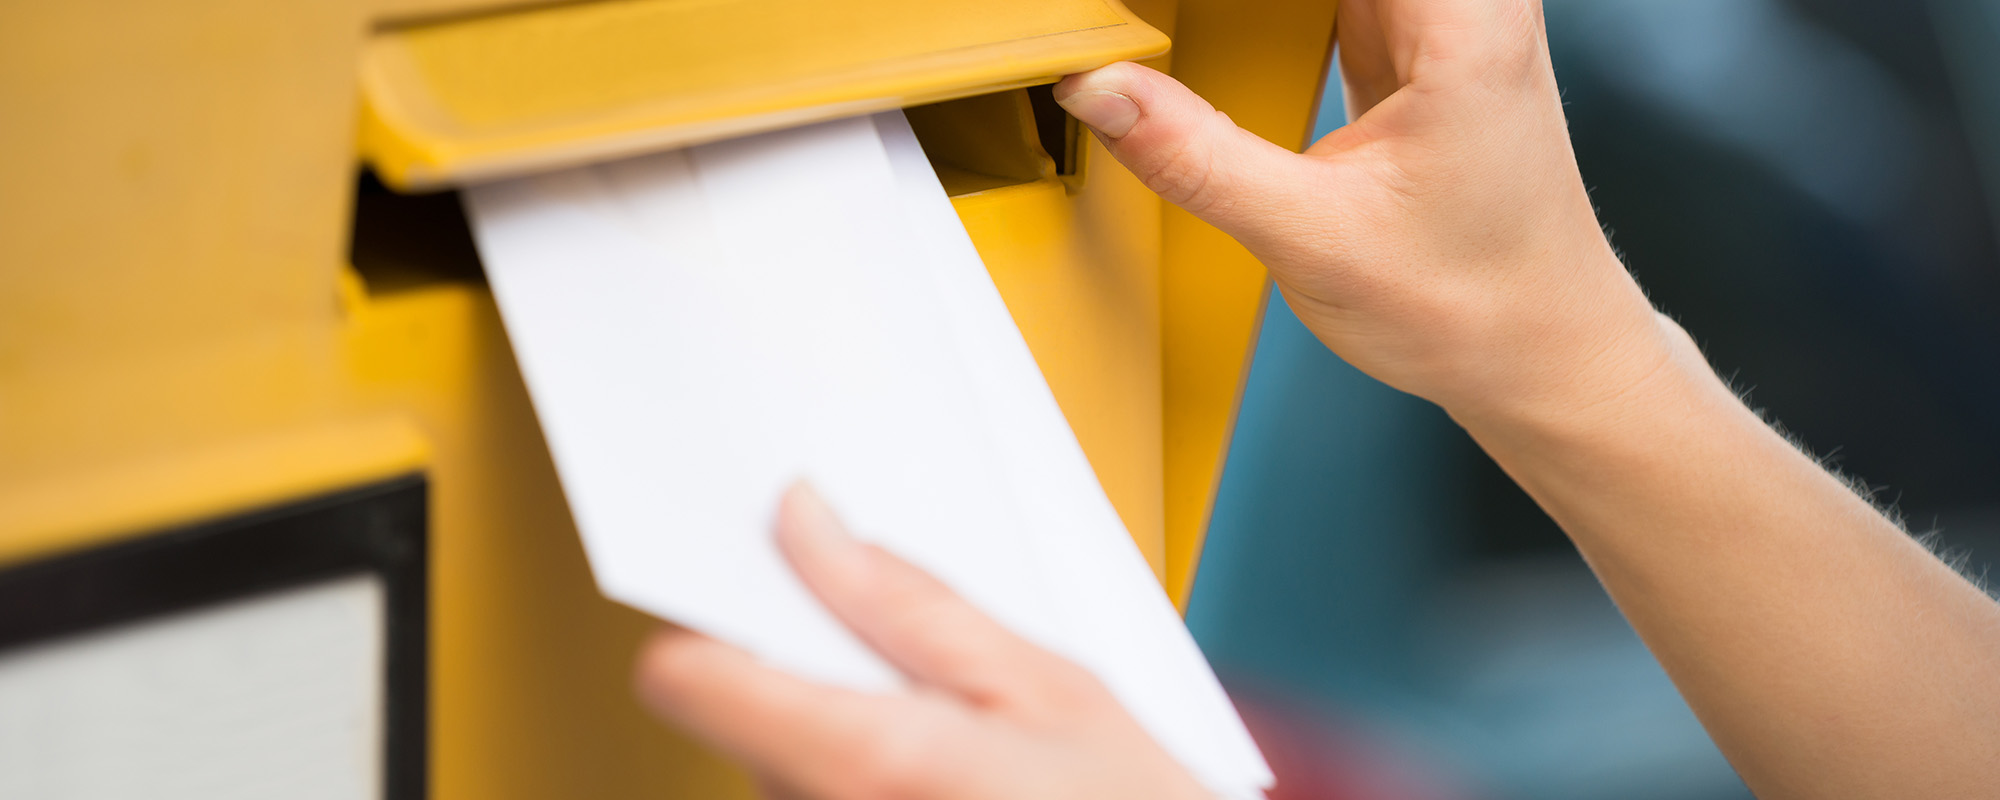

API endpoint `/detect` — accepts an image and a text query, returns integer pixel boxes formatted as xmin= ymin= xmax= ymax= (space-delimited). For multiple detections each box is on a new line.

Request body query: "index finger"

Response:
xmin=635 ymin=627 xmax=910 ymax=793
xmin=775 ymin=483 xmax=1104 ymax=712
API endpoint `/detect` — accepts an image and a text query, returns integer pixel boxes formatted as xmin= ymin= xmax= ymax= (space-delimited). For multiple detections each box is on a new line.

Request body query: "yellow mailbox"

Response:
xmin=0 ymin=0 xmax=1336 ymax=797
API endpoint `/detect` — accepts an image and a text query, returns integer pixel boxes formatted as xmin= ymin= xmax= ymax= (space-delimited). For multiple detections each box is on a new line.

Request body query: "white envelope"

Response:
xmin=465 ymin=111 xmax=1271 ymax=798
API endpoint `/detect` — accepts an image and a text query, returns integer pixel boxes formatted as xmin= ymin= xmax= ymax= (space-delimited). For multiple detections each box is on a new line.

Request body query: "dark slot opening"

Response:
xmin=347 ymin=170 xmax=484 ymax=294
xmin=1026 ymin=83 xmax=1078 ymax=177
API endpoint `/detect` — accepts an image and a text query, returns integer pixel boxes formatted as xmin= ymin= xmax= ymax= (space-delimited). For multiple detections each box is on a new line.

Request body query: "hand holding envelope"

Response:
xmin=465 ymin=111 xmax=1270 ymax=798
xmin=636 ymin=484 xmax=1218 ymax=800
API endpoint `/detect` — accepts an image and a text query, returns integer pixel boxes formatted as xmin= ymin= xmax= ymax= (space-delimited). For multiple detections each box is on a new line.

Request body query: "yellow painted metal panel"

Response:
xmin=361 ymin=0 xmax=1168 ymax=187
xmin=0 ymin=418 xmax=428 ymax=567
xmin=952 ymin=158 xmax=1167 ymax=576
xmin=0 ymin=0 xmax=360 ymax=432
xmin=345 ymin=283 xmax=755 ymax=799
xmin=0 ymin=0 xmax=1336 ymax=795
xmin=1159 ymin=0 xmax=1338 ymax=607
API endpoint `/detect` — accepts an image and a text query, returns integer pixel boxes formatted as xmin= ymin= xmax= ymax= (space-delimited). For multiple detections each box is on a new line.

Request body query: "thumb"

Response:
xmin=1054 ymin=62 xmax=1315 ymax=242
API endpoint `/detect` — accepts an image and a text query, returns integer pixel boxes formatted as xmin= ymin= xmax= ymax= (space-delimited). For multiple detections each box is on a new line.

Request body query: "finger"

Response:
xmin=1052 ymin=62 xmax=1323 ymax=248
xmin=1322 ymin=0 xmax=1555 ymax=157
xmin=1376 ymin=0 xmax=1547 ymax=87
xmin=635 ymin=627 xmax=906 ymax=790
xmin=775 ymin=482 xmax=1091 ymax=709
xmin=1336 ymin=0 xmax=1401 ymax=117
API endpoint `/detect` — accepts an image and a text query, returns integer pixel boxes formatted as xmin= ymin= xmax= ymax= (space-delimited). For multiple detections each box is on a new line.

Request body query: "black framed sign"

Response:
xmin=0 ymin=475 xmax=428 ymax=800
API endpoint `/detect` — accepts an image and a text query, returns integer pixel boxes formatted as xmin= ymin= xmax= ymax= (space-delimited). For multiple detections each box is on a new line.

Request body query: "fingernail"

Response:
xmin=1056 ymin=89 xmax=1140 ymax=139
xmin=780 ymin=481 xmax=873 ymax=564
xmin=784 ymin=481 xmax=849 ymax=542
xmin=779 ymin=482 xmax=883 ymax=588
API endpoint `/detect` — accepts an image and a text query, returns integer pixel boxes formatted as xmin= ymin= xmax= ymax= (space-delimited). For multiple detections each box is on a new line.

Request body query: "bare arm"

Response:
xmin=637 ymin=1 xmax=2000 ymax=796
xmin=1459 ymin=325 xmax=2000 ymax=797
xmin=1059 ymin=0 xmax=2000 ymax=793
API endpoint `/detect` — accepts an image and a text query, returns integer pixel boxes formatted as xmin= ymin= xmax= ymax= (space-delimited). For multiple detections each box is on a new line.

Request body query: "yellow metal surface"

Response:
xmin=348 ymin=282 xmax=757 ymax=798
xmin=362 ymin=0 xmax=1168 ymax=188
xmin=906 ymin=91 xmax=1055 ymax=196
xmin=0 ymin=0 xmax=1333 ymax=795
xmin=0 ymin=418 xmax=428 ymax=567
xmin=1159 ymin=0 xmax=1338 ymax=607
xmin=952 ymin=147 xmax=1168 ymax=574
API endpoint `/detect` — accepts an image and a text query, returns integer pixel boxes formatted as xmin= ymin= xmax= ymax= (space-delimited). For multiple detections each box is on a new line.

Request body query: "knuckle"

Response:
xmin=1025 ymin=657 xmax=1116 ymax=715
xmin=1136 ymin=111 xmax=1240 ymax=213
xmin=1139 ymin=141 xmax=1217 ymax=211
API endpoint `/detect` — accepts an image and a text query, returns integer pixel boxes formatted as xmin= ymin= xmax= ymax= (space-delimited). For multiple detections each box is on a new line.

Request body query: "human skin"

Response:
xmin=638 ymin=486 xmax=1214 ymax=800
xmin=637 ymin=0 xmax=2000 ymax=797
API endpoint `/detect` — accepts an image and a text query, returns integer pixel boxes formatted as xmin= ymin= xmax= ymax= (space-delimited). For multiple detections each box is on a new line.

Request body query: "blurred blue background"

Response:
xmin=1185 ymin=1 xmax=2000 ymax=798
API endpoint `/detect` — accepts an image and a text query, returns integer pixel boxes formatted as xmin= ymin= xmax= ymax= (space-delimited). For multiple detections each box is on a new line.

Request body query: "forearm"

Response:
xmin=1057 ymin=24 xmax=2000 ymax=794
xmin=1454 ymin=315 xmax=2000 ymax=798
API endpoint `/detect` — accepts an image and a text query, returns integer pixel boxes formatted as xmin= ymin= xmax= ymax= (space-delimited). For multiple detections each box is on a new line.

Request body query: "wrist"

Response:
xmin=1394 ymin=234 xmax=1695 ymax=436
xmin=1445 ymin=312 xmax=1734 ymax=457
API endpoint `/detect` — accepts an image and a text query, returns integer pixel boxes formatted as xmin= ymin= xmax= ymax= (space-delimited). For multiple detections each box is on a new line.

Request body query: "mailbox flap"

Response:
xmin=359 ymin=0 xmax=1169 ymax=189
